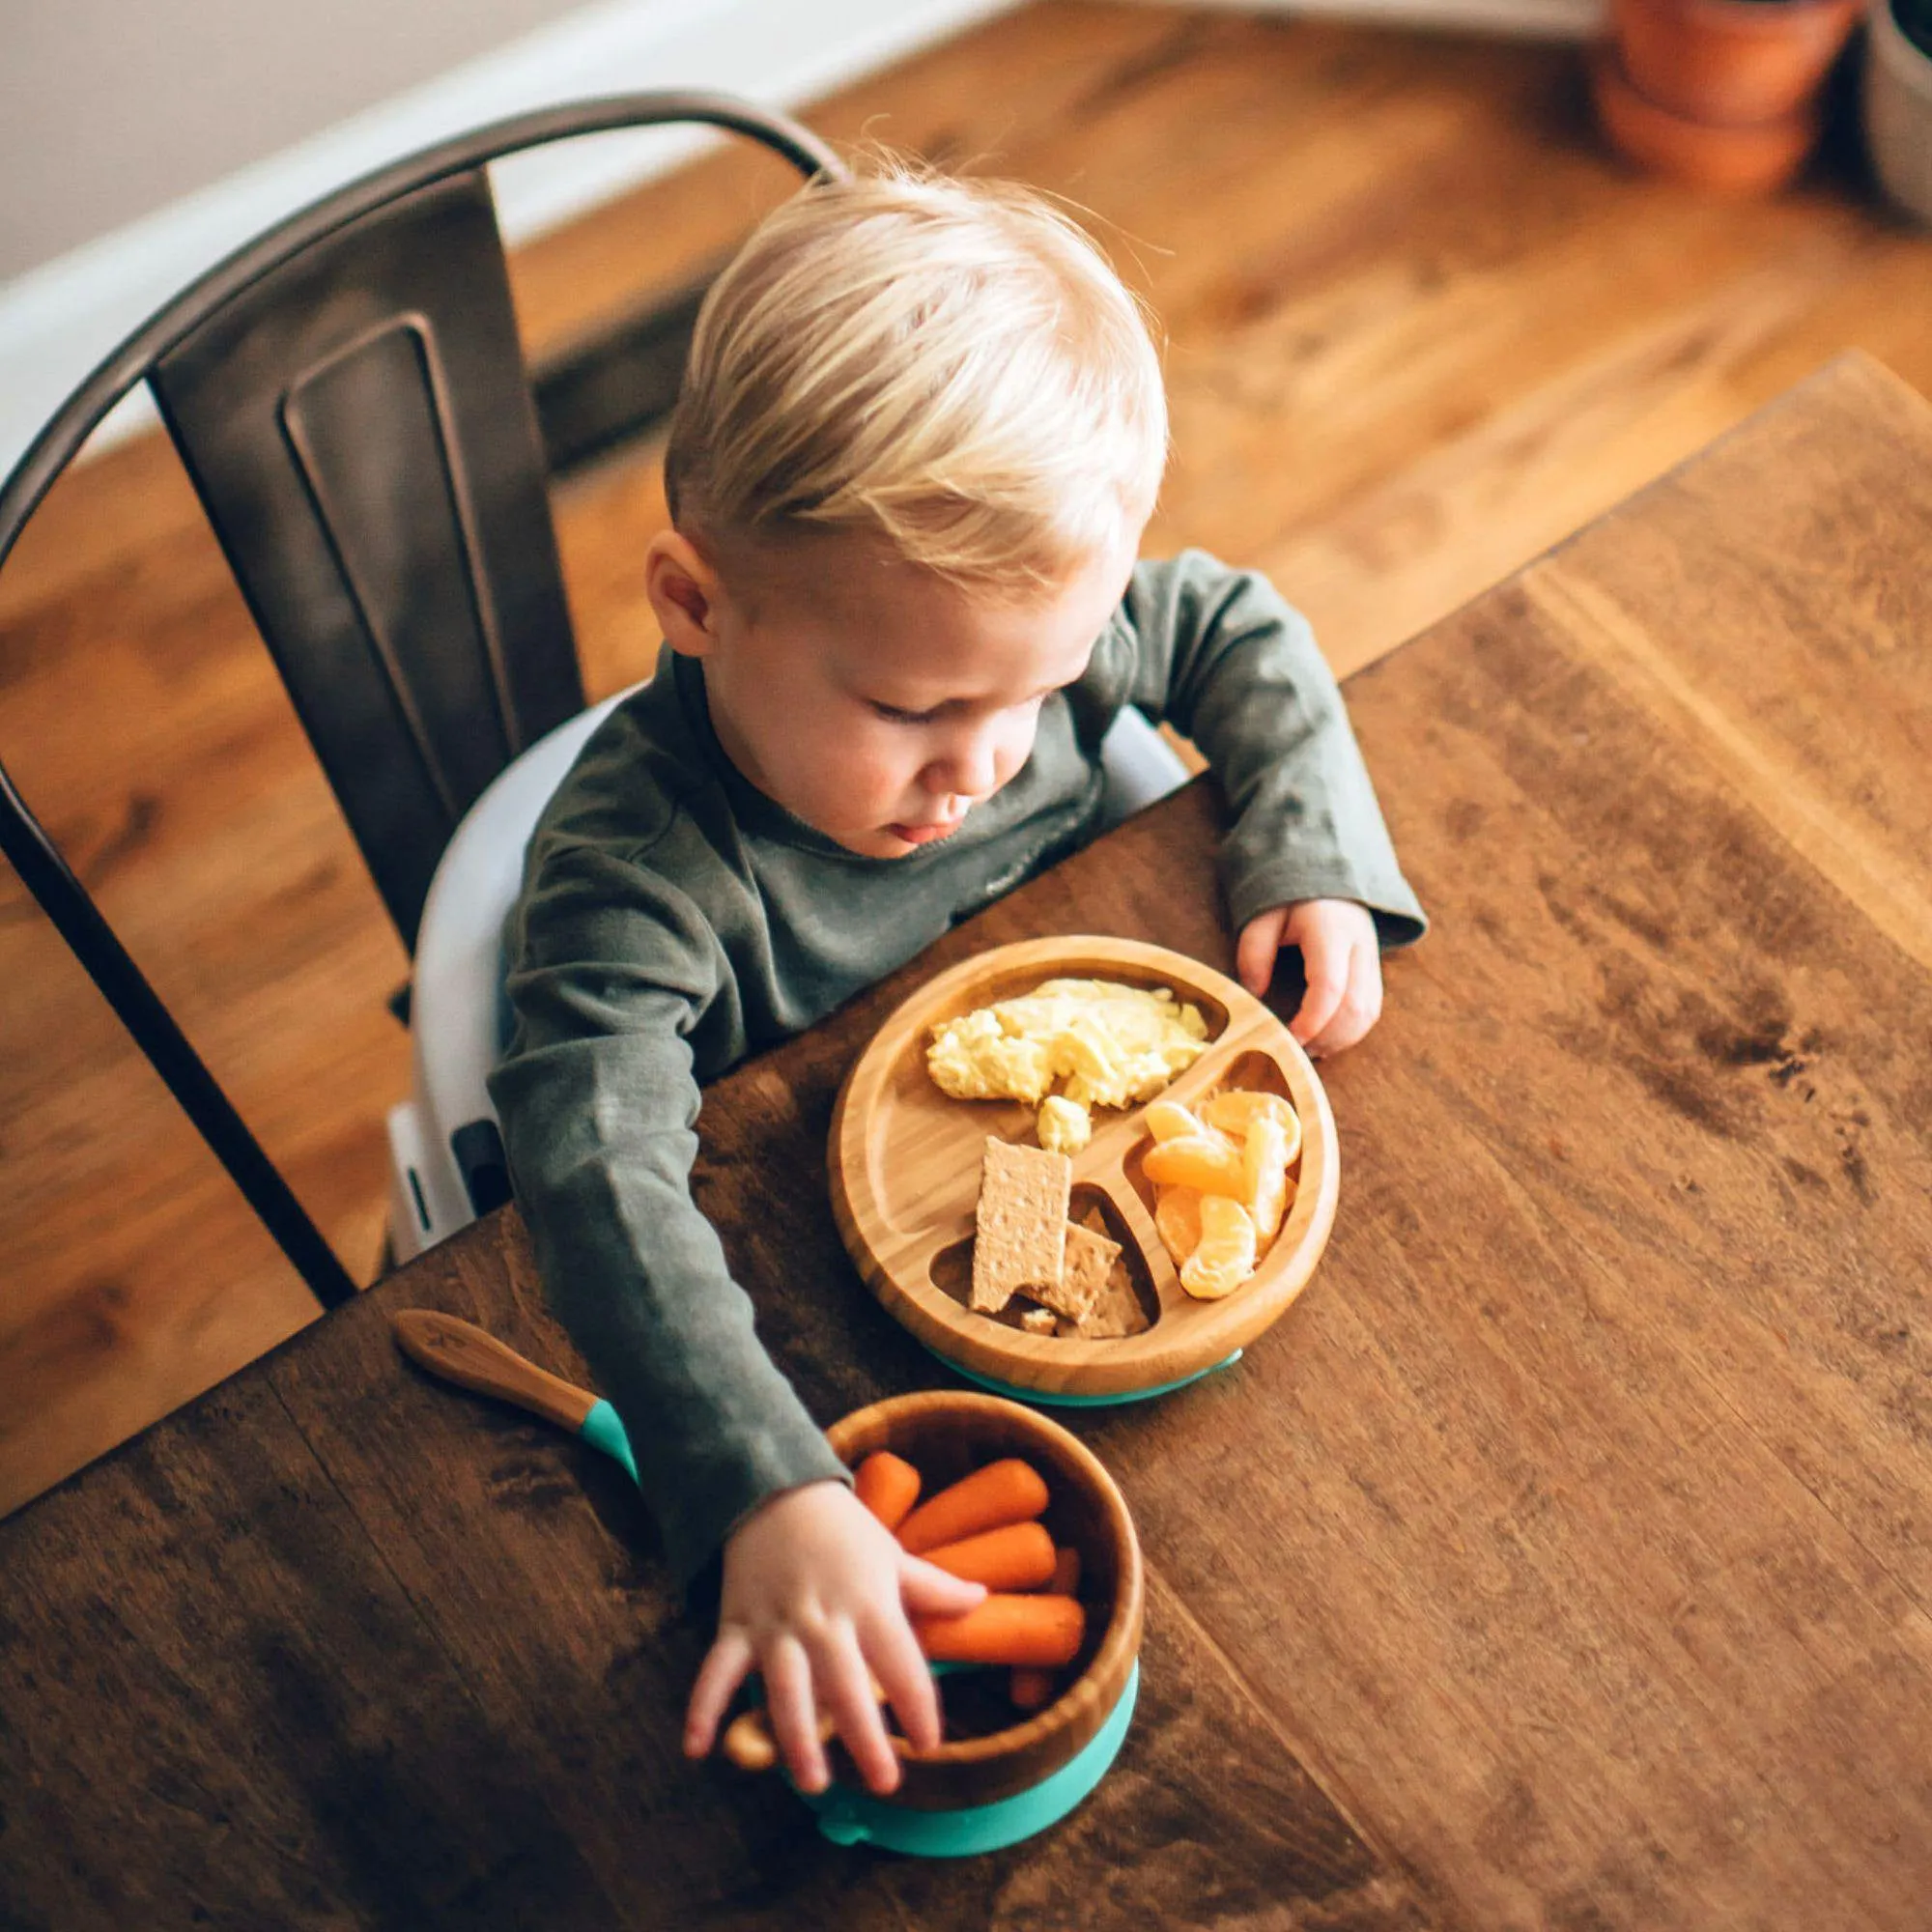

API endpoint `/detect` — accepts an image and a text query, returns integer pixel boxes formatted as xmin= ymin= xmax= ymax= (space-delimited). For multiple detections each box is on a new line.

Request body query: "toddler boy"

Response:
xmin=490 ymin=162 xmax=1425 ymax=1800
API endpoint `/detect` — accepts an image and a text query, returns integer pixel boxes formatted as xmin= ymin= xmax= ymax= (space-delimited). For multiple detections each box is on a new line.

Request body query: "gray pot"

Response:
xmin=1866 ymin=0 xmax=1932 ymax=220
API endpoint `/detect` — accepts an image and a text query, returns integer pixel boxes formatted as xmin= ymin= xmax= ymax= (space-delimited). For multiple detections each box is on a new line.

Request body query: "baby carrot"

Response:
xmin=915 ymin=1592 xmax=1086 ymax=1668
xmin=1010 ymin=1545 xmax=1082 ymax=1706
xmin=853 ymin=1450 xmax=922 ymax=1532
xmin=920 ymin=1520 xmax=1057 ymax=1591
xmin=1009 ymin=1668 xmax=1056 ymax=1711
xmin=897 ymin=1458 xmax=1050 ymax=1555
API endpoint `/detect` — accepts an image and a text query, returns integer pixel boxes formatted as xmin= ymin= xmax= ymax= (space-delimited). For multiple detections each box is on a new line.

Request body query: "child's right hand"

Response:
xmin=682 ymin=1478 xmax=987 ymax=1795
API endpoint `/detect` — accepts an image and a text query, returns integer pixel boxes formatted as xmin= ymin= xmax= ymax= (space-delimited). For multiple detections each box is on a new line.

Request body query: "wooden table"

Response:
xmin=5 ymin=354 xmax=1928 ymax=1930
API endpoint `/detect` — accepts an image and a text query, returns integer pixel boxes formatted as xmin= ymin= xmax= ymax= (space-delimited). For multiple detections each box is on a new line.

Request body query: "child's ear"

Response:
xmin=645 ymin=529 xmax=724 ymax=658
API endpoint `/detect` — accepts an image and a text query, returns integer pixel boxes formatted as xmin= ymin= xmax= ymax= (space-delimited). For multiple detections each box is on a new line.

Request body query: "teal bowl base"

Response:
xmin=797 ymin=1659 xmax=1139 ymax=1856
xmin=925 ymin=1346 xmax=1241 ymax=1407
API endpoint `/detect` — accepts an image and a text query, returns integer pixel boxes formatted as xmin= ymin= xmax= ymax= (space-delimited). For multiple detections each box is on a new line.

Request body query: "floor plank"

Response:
xmin=3 ymin=0 xmax=1930 ymax=1515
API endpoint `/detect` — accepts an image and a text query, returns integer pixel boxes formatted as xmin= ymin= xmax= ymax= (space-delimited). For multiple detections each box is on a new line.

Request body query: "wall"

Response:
xmin=5 ymin=0 xmax=593 ymax=282
xmin=0 ymin=0 xmax=1016 ymax=482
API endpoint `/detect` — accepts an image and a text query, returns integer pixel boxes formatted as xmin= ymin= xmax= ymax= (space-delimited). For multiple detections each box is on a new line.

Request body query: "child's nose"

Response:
xmin=928 ymin=726 xmax=1001 ymax=800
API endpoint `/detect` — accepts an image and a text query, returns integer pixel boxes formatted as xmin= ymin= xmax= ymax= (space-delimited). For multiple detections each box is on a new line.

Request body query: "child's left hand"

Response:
xmin=1236 ymin=898 xmax=1382 ymax=1057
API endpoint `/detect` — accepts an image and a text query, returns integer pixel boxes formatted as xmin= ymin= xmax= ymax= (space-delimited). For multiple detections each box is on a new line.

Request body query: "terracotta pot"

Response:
xmin=1592 ymin=45 xmax=1821 ymax=190
xmin=1865 ymin=0 xmax=1932 ymax=220
xmin=1610 ymin=0 xmax=1865 ymax=123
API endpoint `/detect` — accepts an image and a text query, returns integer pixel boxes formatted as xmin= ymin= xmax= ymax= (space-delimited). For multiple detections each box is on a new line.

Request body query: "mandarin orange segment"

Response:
xmin=1142 ymin=1133 xmax=1247 ymax=1198
xmin=1244 ymin=1113 xmax=1292 ymax=1242
xmin=1143 ymin=1098 xmax=1206 ymax=1144
xmin=1179 ymin=1195 xmax=1258 ymax=1299
xmin=1203 ymin=1089 xmax=1302 ymax=1167
xmin=1153 ymin=1184 xmax=1205 ymax=1264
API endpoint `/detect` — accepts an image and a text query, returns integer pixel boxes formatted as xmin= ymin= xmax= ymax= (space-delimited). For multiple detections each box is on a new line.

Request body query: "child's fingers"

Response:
xmin=1288 ymin=925 xmax=1350 ymax=1046
xmin=866 ymin=1599 xmax=946 ymax=1755
xmin=761 ymin=1634 xmax=829 ymax=1794
xmin=1304 ymin=941 xmax=1383 ymax=1058
xmin=684 ymin=1626 xmax=754 ymax=1757
xmin=898 ymin=1549 xmax=991 ymax=1619
xmin=1236 ymin=906 xmax=1290 ymax=997
xmin=883 ymin=1554 xmax=982 ymax=1755
xmin=813 ymin=1625 xmax=901 ymax=1796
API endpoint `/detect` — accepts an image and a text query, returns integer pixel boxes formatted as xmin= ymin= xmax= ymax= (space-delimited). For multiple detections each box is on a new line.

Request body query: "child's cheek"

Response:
xmin=996 ymin=712 xmax=1040 ymax=787
xmin=850 ymin=726 xmax=912 ymax=810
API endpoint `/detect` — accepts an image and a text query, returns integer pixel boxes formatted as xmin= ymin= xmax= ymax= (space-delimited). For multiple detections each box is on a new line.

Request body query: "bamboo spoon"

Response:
xmin=389 ymin=1309 xmax=638 ymax=1481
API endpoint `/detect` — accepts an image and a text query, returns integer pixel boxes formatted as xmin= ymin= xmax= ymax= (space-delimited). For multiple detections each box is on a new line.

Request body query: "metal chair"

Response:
xmin=0 ymin=94 xmax=843 ymax=1311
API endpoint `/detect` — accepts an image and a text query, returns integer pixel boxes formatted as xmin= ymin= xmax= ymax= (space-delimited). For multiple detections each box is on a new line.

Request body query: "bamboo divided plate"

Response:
xmin=829 ymin=936 xmax=1339 ymax=1399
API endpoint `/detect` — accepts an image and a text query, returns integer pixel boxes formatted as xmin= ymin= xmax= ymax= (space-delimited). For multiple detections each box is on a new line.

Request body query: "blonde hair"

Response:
xmin=663 ymin=157 xmax=1167 ymax=592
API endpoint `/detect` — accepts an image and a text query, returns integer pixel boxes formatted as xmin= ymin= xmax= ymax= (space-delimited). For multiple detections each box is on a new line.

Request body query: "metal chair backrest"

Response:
xmin=150 ymin=168 xmax=583 ymax=952
xmin=0 ymin=94 xmax=843 ymax=1306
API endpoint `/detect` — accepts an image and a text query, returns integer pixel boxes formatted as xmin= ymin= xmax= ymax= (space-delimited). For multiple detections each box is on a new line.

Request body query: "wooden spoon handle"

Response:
xmin=391 ymin=1309 xmax=597 ymax=1434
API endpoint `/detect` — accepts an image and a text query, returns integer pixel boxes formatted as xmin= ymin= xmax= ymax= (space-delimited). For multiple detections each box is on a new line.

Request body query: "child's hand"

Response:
xmin=1236 ymin=898 xmax=1382 ymax=1057
xmin=682 ymin=1479 xmax=987 ymax=1796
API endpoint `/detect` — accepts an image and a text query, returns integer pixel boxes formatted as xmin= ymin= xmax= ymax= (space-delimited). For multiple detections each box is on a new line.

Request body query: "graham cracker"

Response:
xmin=1029 ymin=1219 xmax=1120 ymax=1324
xmin=1065 ymin=1207 xmax=1151 ymax=1339
xmin=970 ymin=1138 xmax=1071 ymax=1314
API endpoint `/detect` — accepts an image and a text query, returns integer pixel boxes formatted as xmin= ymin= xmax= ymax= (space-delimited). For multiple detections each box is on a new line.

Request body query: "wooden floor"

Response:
xmin=3 ymin=0 xmax=1928 ymax=1519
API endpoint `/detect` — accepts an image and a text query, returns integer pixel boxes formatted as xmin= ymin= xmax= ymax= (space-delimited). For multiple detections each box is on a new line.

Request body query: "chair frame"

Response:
xmin=0 ymin=94 xmax=842 ymax=1310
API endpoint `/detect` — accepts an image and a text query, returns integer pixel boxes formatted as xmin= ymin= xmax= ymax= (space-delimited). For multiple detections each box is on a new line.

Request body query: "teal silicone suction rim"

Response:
xmin=923 ymin=1344 xmax=1241 ymax=1407
xmin=801 ymin=1658 xmax=1140 ymax=1856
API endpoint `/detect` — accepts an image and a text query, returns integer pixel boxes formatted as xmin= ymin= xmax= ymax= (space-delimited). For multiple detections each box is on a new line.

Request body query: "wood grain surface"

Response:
xmin=0 ymin=1192 xmax=1441 ymax=1932
xmin=7 ymin=0 xmax=1932 ymax=1518
xmin=3 ymin=353 xmax=1926 ymax=1927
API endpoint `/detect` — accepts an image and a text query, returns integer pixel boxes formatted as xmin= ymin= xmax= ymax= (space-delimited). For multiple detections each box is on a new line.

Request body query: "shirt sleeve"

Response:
xmin=1119 ymin=550 xmax=1427 ymax=949
xmin=487 ymin=838 xmax=850 ymax=1590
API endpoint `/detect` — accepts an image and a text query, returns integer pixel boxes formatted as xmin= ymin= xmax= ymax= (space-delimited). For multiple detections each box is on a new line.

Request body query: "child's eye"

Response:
xmin=870 ymin=700 xmax=937 ymax=725
xmin=868 ymin=688 xmax=1059 ymax=724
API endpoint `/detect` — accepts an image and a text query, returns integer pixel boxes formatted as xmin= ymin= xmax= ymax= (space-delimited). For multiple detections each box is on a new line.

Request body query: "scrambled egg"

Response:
xmin=926 ymin=978 xmax=1210 ymax=1116
xmin=1036 ymin=1094 xmax=1093 ymax=1154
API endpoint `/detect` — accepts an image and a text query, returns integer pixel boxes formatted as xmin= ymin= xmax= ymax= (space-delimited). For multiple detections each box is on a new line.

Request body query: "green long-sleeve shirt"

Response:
xmin=489 ymin=551 xmax=1426 ymax=1586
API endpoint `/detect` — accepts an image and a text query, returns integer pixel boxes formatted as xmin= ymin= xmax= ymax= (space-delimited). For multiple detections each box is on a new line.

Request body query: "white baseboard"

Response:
xmin=1127 ymin=0 xmax=1605 ymax=37
xmin=0 ymin=0 xmax=1017 ymax=484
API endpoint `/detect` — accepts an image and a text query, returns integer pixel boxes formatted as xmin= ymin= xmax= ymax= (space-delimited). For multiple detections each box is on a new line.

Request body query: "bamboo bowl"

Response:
xmin=826 ymin=1390 xmax=1144 ymax=1811
xmin=830 ymin=936 xmax=1339 ymax=1400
